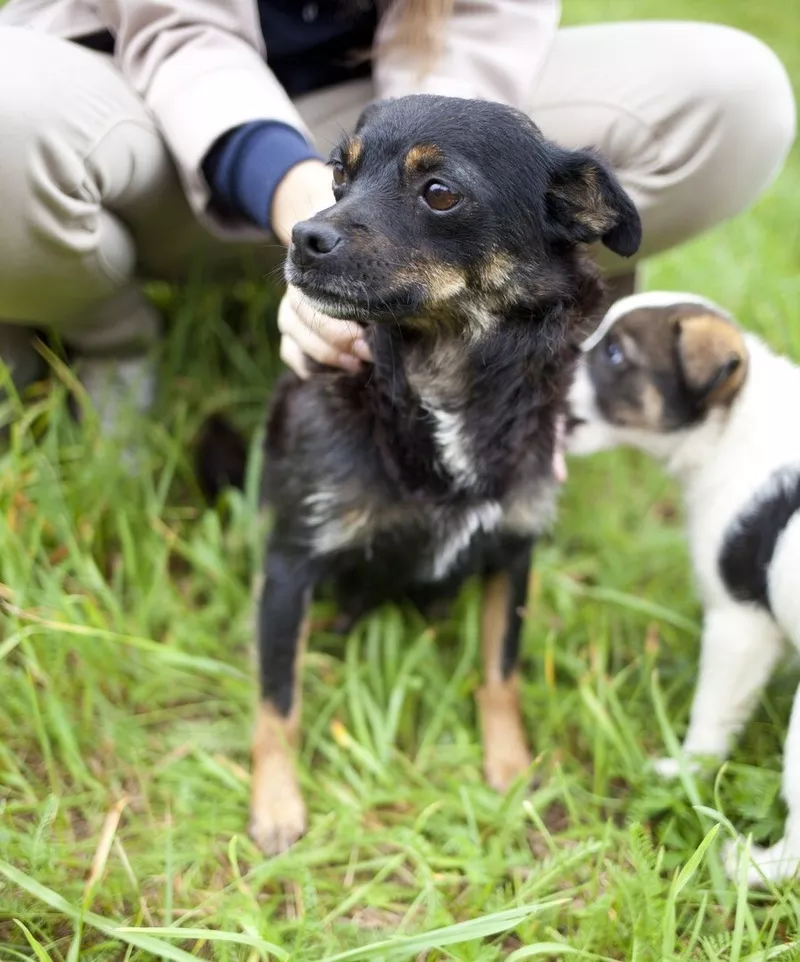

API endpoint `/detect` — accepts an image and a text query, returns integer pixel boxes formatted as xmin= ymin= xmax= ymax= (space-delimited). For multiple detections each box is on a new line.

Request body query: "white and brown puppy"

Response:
xmin=567 ymin=290 xmax=800 ymax=887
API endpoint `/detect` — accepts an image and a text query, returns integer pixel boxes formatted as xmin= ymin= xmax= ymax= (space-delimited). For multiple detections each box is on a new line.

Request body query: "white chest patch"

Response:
xmin=305 ymin=489 xmax=372 ymax=556
xmin=425 ymin=501 xmax=504 ymax=582
xmin=426 ymin=406 xmax=477 ymax=487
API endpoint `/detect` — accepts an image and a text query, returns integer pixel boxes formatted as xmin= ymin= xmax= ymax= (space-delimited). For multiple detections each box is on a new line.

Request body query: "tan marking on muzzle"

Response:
xmin=479 ymin=252 xmax=514 ymax=291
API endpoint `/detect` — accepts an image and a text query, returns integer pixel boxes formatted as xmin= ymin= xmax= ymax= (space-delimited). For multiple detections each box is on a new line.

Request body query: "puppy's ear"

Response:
xmin=547 ymin=148 xmax=642 ymax=257
xmin=354 ymin=98 xmax=395 ymax=133
xmin=676 ymin=313 xmax=748 ymax=407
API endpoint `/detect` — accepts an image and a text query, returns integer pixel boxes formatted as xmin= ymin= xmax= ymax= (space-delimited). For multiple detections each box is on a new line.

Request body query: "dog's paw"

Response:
xmin=476 ymin=682 xmax=533 ymax=794
xmin=723 ymin=835 xmax=800 ymax=888
xmin=484 ymin=742 xmax=533 ymax=794
xmin=249 ymin=749 xmax=307 ymax=857
xmin=249 ymin=790 xmax=307 ymax=857
xmin=651 ymin=756 xmax=702 ymax=779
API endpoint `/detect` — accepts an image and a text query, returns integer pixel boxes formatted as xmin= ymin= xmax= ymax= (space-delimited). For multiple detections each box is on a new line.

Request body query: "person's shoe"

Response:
xmin=65 ymin=287 xmax=162 ymax=466
xmin=0 ymin=322 xmax=46 ymax=398
xmin=71 ymin=351 xmax=158 ymax=472
xmin=73 ymin=352 xmax=157 ymax=435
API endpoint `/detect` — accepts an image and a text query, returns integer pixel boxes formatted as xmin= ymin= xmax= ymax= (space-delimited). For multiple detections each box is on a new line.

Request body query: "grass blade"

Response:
xmin=321 ymin=901 xmax=569 ymax=961
xmin=0 ymin=860 xmax=229 ymax=962
xmin=13 ymin=921 xmax=55 ymax=962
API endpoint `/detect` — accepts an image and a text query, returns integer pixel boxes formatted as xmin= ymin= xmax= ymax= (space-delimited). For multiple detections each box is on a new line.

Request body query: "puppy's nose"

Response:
xmin=291 ymin=221 xmax=342 ymax=265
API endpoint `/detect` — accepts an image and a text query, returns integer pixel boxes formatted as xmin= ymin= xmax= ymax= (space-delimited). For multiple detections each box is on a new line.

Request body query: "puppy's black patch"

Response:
xmin=719 ymin=468 xmax=800 ymax=612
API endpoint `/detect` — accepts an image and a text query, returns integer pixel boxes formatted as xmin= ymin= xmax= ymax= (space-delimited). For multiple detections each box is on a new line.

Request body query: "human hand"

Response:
xmin=271 ymin=159 xmax=371 ymax=377
xmin=277 ymin=284 xmax=373 ymax=378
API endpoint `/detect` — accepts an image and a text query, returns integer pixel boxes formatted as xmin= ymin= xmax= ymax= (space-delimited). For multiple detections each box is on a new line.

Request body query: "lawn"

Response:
xmin=1 ymin=1 xmax=799 ymax=959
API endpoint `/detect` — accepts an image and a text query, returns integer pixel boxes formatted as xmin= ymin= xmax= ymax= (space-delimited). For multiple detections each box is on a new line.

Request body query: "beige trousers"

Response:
xmin=0 ymin=20 xmax=794 ymax=379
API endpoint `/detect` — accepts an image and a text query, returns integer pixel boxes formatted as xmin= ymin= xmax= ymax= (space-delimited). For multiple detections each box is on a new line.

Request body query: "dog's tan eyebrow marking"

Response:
xmin=403 ymin=143 xmax=444 ymax=175
xmin=342 ymin=137 xmax=363 ymax=167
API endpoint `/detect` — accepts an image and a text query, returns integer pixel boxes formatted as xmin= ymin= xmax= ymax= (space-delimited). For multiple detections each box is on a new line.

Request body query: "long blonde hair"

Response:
xmin=387 ymin=0 xmax=455 ymax=56
xmin=345 ymin=0 xmax=452 ymax=70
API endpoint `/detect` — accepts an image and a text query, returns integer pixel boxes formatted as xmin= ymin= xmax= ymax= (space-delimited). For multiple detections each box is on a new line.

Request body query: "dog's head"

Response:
xmin=566 ymin=291 xmax=750 ymax=458
xmin=285 ymin=95 xmax=641 ymax=332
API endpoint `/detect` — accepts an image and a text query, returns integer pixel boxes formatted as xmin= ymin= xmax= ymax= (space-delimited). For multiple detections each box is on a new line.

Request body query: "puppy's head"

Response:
xmin=567 ymin=291 xmax=749 ymax=456
xmin=285 ymin=95 xmax=641 ymax=333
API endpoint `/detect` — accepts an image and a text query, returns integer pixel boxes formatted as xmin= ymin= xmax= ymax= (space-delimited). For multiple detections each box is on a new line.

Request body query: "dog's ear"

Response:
xmin=546 ymin=148 xmax=642 ymax=257
xmin=675 ymin=313 xmax=748 ymax=407
xmin=355 ymin=98 xmax=395 ymax=134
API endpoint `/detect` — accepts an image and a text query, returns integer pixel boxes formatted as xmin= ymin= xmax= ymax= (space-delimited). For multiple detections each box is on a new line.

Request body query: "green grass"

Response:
xmin=1 ymin=1 xmax=800 ymax=958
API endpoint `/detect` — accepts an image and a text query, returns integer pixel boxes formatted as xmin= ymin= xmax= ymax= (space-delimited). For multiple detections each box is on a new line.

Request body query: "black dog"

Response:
xmin=198 ymin=94 xmax=641 ymax=856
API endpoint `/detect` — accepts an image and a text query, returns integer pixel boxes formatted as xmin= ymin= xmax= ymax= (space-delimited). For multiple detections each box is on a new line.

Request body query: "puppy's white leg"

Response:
xmin=653 ymin=605 xmax=783 ymax=778
xmin=724 ymin=680 xmax=800 ymax=886
xmin=724 ymin=526 xmax=800 ymax=886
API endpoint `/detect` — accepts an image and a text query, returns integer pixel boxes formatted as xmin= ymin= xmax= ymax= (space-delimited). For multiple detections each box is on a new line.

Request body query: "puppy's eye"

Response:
xmin=604 ymin=340 xmax=625 ymax=366
xmin=331 ymin=163 xmax=346 ymax=189
xmin=423 ymin=181 xmax=461 ymax=212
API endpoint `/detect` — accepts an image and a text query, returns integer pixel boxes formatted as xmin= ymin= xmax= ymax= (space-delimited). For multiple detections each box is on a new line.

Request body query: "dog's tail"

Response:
xmin=195 ymin=414 xmax=249 ymax=502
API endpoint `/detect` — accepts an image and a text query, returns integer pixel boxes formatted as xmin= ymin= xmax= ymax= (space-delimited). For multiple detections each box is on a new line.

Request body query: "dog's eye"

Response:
xmin=605 ymin=340 xmax=625 ymax=366
xmin=423 ymin=182 xmax=461 ymax=212
xmin=331 ymin=163 xmax=346 ymax=189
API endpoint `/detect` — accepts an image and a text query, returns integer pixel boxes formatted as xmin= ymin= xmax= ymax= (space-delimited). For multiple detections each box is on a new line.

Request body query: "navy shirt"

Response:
xmin=261 ymin=0 xmax=377 ymax=99
xmin=202 ymin=0 xmax=379 ymax=232
xmin=75 ymin=2 xmax=380 ymax=232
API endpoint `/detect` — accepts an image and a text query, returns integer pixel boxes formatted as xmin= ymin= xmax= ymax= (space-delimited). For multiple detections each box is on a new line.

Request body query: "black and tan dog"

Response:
xmin=198 ymin=94 xmax=641 ymax=856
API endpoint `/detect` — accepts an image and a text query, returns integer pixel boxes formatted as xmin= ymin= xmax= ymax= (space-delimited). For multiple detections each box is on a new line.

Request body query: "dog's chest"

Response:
xmin=310 ymin=480 xmax=555 ymax=583
xmin=306 ymin=359 xmax=559 ymax=579
xmin=424 ymin=486 xmax=557 ymax=581
xmin=425 ymin=405 xmax=480 ymax=488
xmin=422 ymin=500 xmax=504 ymax=582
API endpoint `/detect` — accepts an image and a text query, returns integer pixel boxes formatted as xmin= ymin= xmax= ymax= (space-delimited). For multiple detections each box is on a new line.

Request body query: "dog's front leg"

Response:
xmin=476 ymin=538 xmax=534 ymax=792
xmin=249 ymin=545 xmax=315 ymax=856
xmin=653 ymin=604 xmax=783 ymax=779
xmin=725 ymin=679 xmax=800 ymax=886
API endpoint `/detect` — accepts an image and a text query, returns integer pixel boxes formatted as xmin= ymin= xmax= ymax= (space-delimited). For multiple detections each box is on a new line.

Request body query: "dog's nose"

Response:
xmin=291 ymin=221 xmax=342 ymax=265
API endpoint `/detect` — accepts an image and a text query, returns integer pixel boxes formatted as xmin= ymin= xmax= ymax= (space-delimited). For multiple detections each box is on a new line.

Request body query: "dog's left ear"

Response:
xmin=355 ymin=98 xmax=395 ymax=133
xmin=675 ymin=313 xmax=749 ymax=407
xmin=547 ymin=148 xmax=642 ymax=257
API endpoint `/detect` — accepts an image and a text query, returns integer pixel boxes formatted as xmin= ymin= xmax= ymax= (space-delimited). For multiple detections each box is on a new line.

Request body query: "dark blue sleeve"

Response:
xmin=202 ymin=121 xmax=322 ymax=232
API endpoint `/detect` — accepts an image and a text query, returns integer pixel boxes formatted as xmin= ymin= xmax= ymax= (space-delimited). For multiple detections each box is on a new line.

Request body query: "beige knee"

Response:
xmin=0 ymin=27 xmax=164 ymax=332
xmin=582 ymin=22 xmax=795 ymax=271
xmin=668 ymin=25 xmax=795 ymax=231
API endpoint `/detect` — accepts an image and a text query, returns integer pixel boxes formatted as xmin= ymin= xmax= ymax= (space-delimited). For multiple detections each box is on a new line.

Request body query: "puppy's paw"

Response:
xmin=723 ymin=835 xmax=800 ymax=888
xmin=651 ymin=756 xmax=702 ymax=779
xmin=249 ymin=753 xmax=307 ymax=857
